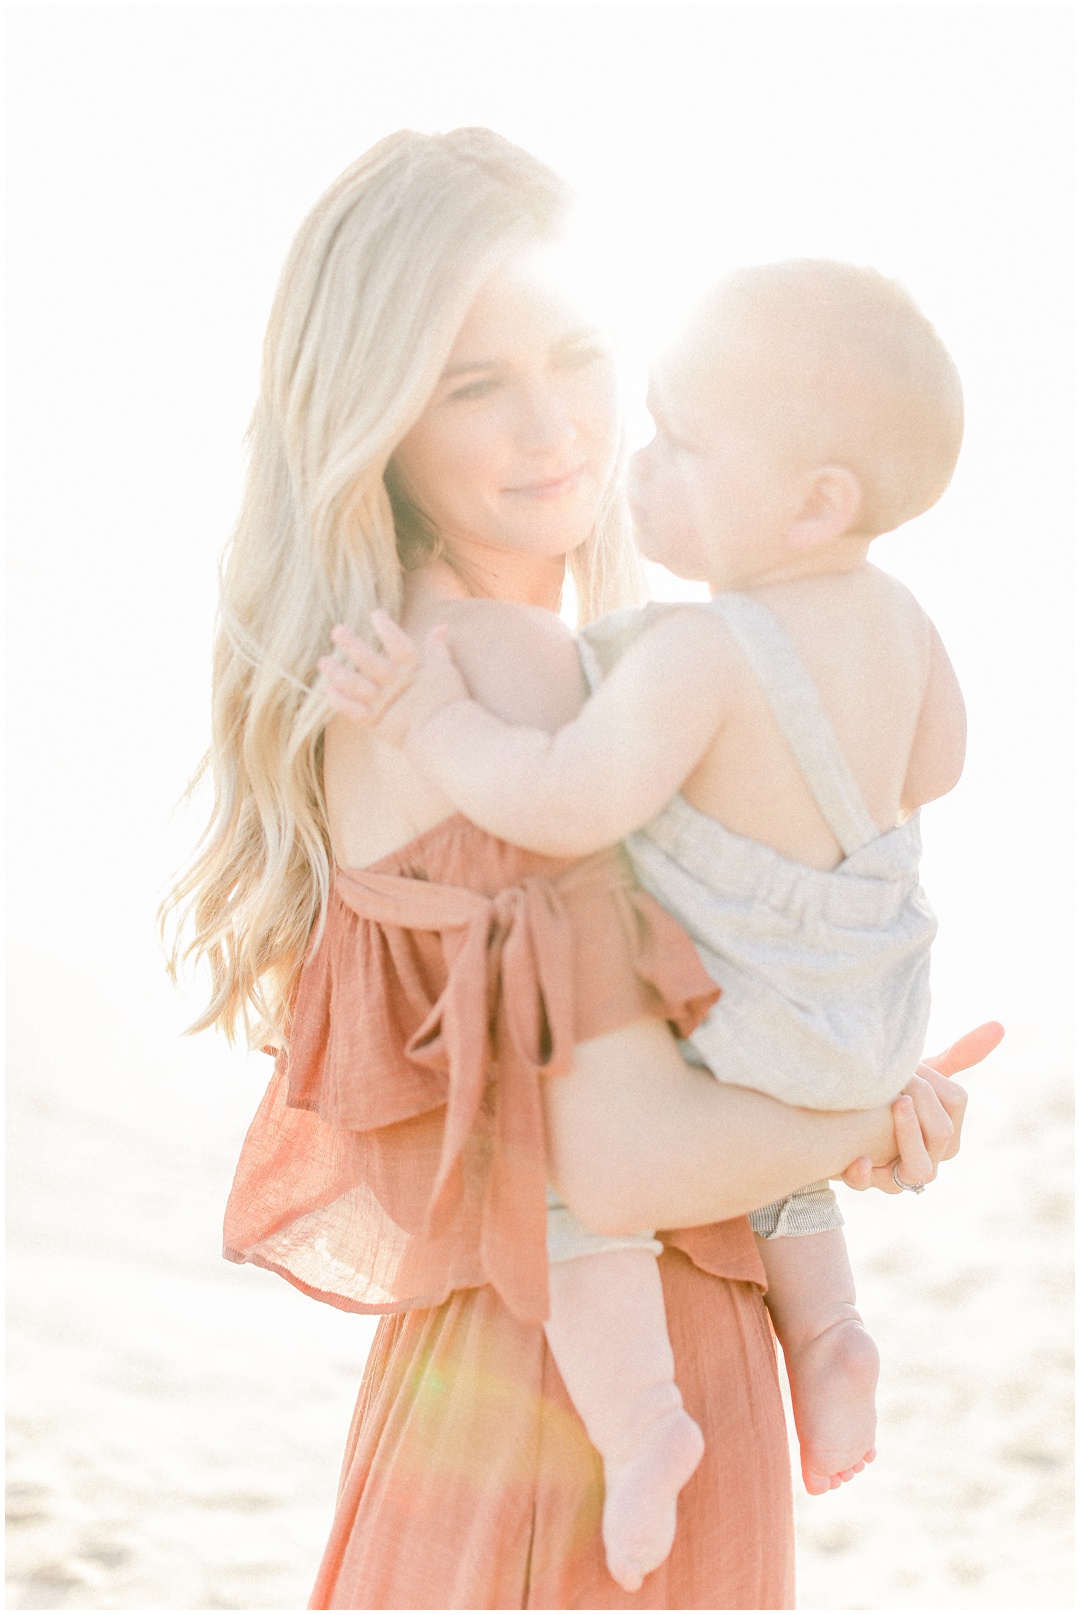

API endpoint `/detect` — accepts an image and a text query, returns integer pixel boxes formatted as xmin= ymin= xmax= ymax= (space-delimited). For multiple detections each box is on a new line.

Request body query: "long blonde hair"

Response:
xmin=164 ymin=128 xmax=644 ymax=1048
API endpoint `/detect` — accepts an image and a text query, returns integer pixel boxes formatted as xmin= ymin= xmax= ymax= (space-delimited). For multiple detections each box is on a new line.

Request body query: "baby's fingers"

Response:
xmin=419 ymin=623 xmax=462 ymax=675
xmin=371 ymin=609 xmax=422 ymax=668
xmin=329 ymin=623 xmax=400 ymax=689
xmin=318 ymin=656 xmax=383 ymax=721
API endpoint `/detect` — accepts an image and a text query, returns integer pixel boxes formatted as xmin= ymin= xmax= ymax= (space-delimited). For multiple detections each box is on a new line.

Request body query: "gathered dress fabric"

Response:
xmin=224 ymin=815 xmax=795 ymax=1610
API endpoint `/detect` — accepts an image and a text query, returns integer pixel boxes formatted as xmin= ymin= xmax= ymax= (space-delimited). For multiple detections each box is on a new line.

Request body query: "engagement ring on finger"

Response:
xmin=892 ymin=1163 xmax=926 ymax=1194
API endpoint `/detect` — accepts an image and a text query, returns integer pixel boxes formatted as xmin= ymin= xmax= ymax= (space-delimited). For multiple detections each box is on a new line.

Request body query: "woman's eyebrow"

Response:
xmin=553 ymin=323 xmax=604 ymax=346
xmin=441 ymin=358 xmax=502 ymax=381
xmin=442 ymin=326 xmax=604 ymax=380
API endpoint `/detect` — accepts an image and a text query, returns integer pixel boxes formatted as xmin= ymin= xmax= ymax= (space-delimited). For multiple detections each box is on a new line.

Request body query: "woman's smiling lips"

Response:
xmin=506 ymin=465 xmax=588 ymax=500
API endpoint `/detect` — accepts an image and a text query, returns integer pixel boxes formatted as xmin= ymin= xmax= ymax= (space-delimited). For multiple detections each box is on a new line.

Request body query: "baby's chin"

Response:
xmin=630 ymin=519 xmax=677 ymax=568
xmin=634 ymin=530 xmax=710 ymax=582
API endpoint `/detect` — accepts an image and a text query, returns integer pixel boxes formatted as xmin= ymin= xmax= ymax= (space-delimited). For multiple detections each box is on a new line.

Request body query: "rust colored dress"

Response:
xmin=224 ymin=816 xmax=795 ymax=1610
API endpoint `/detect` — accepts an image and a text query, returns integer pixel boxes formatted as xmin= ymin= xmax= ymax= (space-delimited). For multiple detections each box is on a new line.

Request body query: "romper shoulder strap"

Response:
xmin=709 ymin=592 xmax=880 ymax=857
xmin=578 ymin=604 xmax=665 ymax=692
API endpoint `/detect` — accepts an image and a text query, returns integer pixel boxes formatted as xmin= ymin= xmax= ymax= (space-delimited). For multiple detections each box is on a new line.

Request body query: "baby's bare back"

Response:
xmin=684 ymin=566 xmax=962 ymax=872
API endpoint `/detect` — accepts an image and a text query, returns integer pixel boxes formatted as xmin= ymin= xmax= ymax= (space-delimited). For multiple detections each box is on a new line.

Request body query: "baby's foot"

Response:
xmin=785 ymin=1318 xmax=879 ymax=1496
xmin=602 ymin=1407 xmax=705 ymax=1593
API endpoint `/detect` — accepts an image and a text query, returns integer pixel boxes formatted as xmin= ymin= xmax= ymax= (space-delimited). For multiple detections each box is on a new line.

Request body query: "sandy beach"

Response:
xmin=6 ymin=987 xmax=1072 ymax=1610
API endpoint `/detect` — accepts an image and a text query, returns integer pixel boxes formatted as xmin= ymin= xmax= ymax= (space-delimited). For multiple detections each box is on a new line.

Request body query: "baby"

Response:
xmin=325 ymin=260 xmax=968 ymax=1591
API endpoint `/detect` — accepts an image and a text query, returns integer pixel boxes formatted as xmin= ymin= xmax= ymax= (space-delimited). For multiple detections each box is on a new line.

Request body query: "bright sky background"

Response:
xmin=6 ymin=4 xmax=1074 ymax=1139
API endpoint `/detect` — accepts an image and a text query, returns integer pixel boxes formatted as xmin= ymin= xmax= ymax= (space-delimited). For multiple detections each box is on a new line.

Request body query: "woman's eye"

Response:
xmin=449 ymin=378 xmax=500 ymax=402
xmin=557 ymin=345 xmax=608 ymax=371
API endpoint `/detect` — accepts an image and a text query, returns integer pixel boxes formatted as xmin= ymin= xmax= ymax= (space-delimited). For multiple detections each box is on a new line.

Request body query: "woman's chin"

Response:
xmin=497 ymin=515 xmax=600 ymax=561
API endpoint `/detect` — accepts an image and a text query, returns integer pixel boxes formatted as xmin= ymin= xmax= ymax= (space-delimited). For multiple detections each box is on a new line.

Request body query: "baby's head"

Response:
xmin=631 ymin=259 xmax=964 ymax=586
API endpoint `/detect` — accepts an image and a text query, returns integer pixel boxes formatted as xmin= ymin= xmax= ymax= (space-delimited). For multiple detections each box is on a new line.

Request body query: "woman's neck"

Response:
xmin=407 ymin=548 xmax=566 ymax=613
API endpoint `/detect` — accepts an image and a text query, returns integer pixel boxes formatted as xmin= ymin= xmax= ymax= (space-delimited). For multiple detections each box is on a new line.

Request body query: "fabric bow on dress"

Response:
xmin=224 ymin=817 xmax=731 ymax=1325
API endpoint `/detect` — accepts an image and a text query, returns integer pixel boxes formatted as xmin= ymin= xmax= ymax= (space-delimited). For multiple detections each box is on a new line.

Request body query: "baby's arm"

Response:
xmin=901 ymin=621 xmax=967 ymax=812
xmin=326 ymin=607 xmax=741 ymax=858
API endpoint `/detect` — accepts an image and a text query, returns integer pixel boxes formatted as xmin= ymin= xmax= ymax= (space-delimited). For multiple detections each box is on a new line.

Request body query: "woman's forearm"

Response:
xmin=544 ymin=1018 xmax=897 ymax=1234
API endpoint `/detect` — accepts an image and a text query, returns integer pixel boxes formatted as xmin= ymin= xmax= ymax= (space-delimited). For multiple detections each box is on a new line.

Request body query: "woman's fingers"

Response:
xmin=915 ymin=1020 xmax=1002 ymax=1165
xmin=924 ymin=1021 xmax=1004 ymax=1078
xmin=909 ymin=1072 xmax=956 ymax=1167
xmin=913 ymin=1062 xmax=968 ymax=1161
xmin=839 ymin=1156 xmax=874 ymax=1191
xmin=848 ymin=1026 xmax=1001 ymax=1198
xmin=891 ymin=1091 xmax=937 ymax=1188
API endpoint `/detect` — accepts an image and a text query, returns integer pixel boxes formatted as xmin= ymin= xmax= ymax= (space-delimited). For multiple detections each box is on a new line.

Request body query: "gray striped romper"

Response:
xmin=546 ymin=590 xmax=936 ymax=1259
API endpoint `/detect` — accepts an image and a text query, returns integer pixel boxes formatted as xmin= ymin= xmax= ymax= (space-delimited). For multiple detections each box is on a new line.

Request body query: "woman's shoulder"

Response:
xmin=323 ymin=716 xmax=456 ymax=869
xmin=439 ymin=599 xmax=587 ymax=731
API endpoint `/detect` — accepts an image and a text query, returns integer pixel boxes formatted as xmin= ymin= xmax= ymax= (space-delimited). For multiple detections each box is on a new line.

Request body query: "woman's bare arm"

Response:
xmin=543 ymin=1017 xmax=995 ymax=1235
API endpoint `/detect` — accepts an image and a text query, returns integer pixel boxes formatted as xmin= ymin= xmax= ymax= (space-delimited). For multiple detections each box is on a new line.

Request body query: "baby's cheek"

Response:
xmin=656 ymin=483 xmax=697 ymax=543
xmin=642 ymin=461 xmax=677 ymax=512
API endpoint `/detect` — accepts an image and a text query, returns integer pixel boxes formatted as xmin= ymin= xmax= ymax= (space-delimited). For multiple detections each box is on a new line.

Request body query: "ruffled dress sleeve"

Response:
xmin=223 ymin=827 xmax=734 ymax=1325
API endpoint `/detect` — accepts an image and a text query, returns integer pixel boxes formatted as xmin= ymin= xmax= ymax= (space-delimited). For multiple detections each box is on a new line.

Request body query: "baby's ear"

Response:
xmin=788 ymin=465 xmax=864 ymax=551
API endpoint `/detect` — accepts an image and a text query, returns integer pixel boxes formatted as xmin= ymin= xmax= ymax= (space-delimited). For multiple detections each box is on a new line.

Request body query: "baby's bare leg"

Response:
xmin=545 ymin=1248 xmax=704 ymax=1592
xmin=757 ymin=1228 xmax=879 ymax=1495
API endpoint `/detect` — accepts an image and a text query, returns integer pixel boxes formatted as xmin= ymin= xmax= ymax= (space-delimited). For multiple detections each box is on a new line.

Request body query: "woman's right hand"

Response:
xmin=840 ymin=1020 xmax=1004 ymax=1193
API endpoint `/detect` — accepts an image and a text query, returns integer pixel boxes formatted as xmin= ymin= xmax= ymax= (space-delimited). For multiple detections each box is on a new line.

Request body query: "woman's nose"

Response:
xmin=516 ymin=384 xmax=576 ymax=454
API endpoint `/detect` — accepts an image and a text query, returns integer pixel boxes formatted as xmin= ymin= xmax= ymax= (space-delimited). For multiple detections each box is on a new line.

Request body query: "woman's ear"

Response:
xmin=787 ymin=464 xmax=864 ymax=551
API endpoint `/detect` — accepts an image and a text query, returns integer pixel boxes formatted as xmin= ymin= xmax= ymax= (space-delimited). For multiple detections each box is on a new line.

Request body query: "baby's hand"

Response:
xmin=318 ymin=609 xmax=469 ymax=749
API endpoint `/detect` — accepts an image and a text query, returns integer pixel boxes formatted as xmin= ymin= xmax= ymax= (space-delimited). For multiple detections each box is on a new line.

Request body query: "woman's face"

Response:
xmin=389 ymin=248 xmax=620 ymax=572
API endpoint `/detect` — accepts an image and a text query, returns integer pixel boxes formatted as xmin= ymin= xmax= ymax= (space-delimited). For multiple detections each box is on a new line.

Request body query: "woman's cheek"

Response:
xmin=441 ymin=405 xmax=510 ymax=494
xmin=567 ymin=369 xmax=619 ymax=451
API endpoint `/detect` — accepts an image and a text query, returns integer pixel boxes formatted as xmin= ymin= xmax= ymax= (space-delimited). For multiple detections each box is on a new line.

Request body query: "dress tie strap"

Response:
xmin=331 ymin=848 xmax=632 ymax=1322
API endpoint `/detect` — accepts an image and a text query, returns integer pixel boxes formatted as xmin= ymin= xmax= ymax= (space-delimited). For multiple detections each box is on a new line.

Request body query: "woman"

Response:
xmin=167 ymin=128 xmax=993 ymax=1609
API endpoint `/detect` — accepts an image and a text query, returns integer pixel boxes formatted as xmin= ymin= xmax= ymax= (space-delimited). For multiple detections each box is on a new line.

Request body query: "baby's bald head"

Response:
xmin=672 ymin=260 xmax=964 ymax=537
